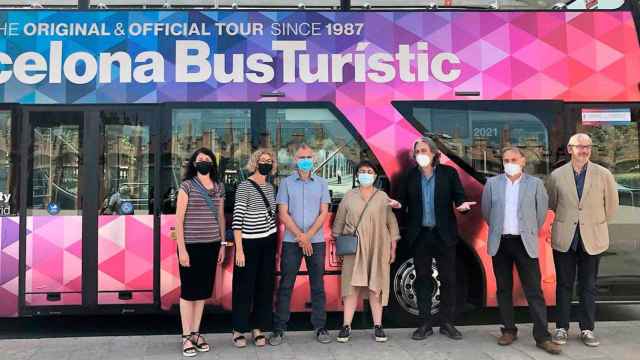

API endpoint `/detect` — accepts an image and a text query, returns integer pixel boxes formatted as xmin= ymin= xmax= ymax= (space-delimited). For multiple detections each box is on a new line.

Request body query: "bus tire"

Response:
xmin=386 ymin=253 xmax=469 ymax=327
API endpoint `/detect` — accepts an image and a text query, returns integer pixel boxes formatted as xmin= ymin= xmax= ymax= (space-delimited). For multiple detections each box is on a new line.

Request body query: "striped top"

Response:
xmin=232 ymin=180 xmax=277 ymax=239
xmin=179 ymin=179 xmax=225 ymax=244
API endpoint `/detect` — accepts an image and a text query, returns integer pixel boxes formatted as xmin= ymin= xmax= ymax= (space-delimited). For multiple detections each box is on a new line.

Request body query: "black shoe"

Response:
xmin=316 ymin=327 xmax=332 ymax=344
xmin=439 ymin=323 xmax=463 ymax=340
xmin=337 ymin=325 xmax=351 ymax=343
xmin=411 ymin=324 xmax=434 ymax=340
xmin=374 ymin=325 xmax=388 ymax=342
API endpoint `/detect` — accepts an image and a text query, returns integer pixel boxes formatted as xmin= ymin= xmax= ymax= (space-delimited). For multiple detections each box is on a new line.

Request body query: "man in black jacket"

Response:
xmin=400 ymin=136 xmax=476 ymax=341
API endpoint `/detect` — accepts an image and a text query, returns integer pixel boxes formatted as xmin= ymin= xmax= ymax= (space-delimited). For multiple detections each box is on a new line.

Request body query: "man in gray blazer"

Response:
xmin=481 ymin=147 xmax=560 ymax=355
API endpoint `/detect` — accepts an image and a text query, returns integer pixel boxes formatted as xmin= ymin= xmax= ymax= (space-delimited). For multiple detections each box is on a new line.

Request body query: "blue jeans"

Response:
xmin=273 ymin=242 xmax=326 ymax=331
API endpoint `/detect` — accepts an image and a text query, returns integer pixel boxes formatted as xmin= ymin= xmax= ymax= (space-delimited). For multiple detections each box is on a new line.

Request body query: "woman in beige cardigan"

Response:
xmin=332 ymin=160 xmax=401 ymax=343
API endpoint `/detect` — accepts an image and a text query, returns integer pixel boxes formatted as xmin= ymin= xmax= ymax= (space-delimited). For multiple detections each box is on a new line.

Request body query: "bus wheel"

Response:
xmin=387 ymin=255 xmax=469 ymax=327
xmin=387 ymin=257 xmax=440 ymax=326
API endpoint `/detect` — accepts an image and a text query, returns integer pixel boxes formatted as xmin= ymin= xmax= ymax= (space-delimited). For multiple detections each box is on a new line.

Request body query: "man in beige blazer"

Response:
xmin=546 ymin=133 xmax=619 ymax=348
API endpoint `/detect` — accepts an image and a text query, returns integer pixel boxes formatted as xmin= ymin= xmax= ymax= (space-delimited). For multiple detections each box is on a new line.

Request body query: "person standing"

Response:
xmin=175 ymin=148 xmax=226 ymax=357
xmin=231 ymin=149 xmax=278 ymax=348
xmin=332 ymin=160 xmax=401 ymax=343
xmin=400 ymin=137 xmax=476 ymax=341
xmin=481 ymin=147 xmax=560 ymax=354
xmin=547 ymin=133 xmax=619 ymax=347
xmin=269 ymin=144 xmax=332 ymax=345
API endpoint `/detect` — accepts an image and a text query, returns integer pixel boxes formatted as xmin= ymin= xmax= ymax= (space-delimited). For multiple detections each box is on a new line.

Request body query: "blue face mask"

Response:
xmin=297 ymin=158 xmax=314 ymax=172
xmin=358 ymin=173 xmax=376 ymax=186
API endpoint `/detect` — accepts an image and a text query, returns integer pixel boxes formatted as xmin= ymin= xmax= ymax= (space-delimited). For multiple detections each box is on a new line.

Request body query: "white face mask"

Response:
xmin=504 ymin=163 xmax=522 ymax=177
xmin=416 ymin=154 xmax=432 ymax=167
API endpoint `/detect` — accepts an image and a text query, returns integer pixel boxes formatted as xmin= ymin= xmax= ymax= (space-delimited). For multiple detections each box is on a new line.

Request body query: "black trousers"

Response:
xmin=413 ymin=227 xmax=457 ymax=325
xmin=232 ymin=234 xmax=276 ymax=333
xmin=492 ymin=235 xmax=550 ymax=342
xmin=554 ymin=241 xmax=600 ymax=331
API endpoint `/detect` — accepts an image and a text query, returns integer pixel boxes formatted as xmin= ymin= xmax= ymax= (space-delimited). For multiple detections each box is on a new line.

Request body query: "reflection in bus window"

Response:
xmin=576 ymin=107 xmax=640 ymax=284
xmin=99 ymin=122 xmax=151 ymax=215
xmin=31 ymin=125 xmax=81 ymax=214
xmin=265 ymin=107 xmax=380 ymax=201
xmin=412 ymin=107 xmax=550 ymax=179
xmin=0 ymin=111 xmax=17 ymax=216
xmin=169 ymin=108 xmax=251 ymax=213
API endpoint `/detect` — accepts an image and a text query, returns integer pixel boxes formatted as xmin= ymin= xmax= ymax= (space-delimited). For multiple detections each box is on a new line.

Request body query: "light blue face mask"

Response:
xmin=358 ymin=173 xmax=376 ymax=186
xmin=297 ymin=158 xmax=314 ymax=172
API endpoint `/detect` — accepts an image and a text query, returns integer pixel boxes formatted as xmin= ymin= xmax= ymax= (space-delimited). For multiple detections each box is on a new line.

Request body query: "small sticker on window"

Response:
xmin=582 ymin=108 xmax=631 ymax=126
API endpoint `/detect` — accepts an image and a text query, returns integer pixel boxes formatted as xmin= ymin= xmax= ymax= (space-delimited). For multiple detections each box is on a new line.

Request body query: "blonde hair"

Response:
xmin=246 ymin=148 xmax=277 ymax=175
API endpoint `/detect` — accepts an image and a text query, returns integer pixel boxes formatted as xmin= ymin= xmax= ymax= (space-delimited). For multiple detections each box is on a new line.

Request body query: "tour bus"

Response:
xmin=0 ymin=0 xmax=639 ymax=324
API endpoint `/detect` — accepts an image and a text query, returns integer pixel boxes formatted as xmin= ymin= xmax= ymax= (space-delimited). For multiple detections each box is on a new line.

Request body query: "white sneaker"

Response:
xmin=580 ymin=330 xmax=600 ymax=347
xmin=552 ymin=328 xmax=568 ymax=345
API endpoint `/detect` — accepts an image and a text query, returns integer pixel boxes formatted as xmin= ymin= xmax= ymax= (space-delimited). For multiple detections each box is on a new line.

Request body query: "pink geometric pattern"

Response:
xmin=0 ymin=217 xmax=20 ymax=317
xmin=160 ymin=215 xmax=180 ymax=310
xmin=25 ymin=216 xmax=83 ymax=306
xmin=98 ymin=215 xmax=154 ymax=304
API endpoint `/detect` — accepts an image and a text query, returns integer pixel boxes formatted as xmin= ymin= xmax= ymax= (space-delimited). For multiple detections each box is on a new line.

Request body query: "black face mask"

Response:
xmin=195 ymin=161 xmax=213 ymax=175
xmin=257 ymin=163 xmax=273 ymax=176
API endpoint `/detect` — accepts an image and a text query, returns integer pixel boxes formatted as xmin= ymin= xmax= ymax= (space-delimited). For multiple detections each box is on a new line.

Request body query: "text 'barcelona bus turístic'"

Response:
xmin=0 ymin=0 xmax=639 ymax=323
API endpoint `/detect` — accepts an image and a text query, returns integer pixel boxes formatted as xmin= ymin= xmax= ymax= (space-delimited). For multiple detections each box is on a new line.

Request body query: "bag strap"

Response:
xmin=352 ymin=190 xmax=379 ymax=236
xmin=247 ymin=179 xmax=274 ymax=219
xmin=190 ymin=179 xmax=218 ymax=216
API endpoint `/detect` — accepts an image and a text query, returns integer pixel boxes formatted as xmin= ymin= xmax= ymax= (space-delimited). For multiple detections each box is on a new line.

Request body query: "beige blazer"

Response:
xmin=546 ymin=162 xmax=619 ymax=255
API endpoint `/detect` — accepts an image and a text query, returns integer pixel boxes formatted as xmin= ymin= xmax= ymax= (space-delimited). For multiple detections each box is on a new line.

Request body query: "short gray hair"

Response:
xmin=502 ymin=146 xmax=526 ymax=159
xmin=568 ymin=133 xmax=592 ymax=146
xmin=294 ymin=143 xmax=314 ymax=156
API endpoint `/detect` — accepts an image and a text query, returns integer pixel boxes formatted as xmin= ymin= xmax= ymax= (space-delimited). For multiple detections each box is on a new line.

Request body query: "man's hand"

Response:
xmin=297 ymin=233 xmax=313 ymax=256
xmin=456 ymin=201 xmax=477 ymax=213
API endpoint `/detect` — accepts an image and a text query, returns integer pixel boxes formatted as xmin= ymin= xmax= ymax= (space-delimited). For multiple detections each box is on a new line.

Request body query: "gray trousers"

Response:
xmin=273 ymin=242 xmax=326 ymax=331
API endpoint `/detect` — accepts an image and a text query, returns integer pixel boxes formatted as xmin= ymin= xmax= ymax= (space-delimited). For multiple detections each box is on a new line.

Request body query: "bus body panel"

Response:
xmin=0 ymin=9 xmax=638 ymax=317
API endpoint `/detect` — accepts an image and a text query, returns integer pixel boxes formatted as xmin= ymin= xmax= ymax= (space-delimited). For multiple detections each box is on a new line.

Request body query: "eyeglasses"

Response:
xmin=298 ymin=156 xmax=313 ymax=159
xmin=569 ymin=145 xmax=593 ymax=150
xmin=258 ymin=159 xmax=273 ymax=164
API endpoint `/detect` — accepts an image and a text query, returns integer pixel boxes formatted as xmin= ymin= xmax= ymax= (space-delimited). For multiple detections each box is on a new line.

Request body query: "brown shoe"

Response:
xmin=536 ymin=340 xmax=562 ymax=355
xmin=497 ymin=332 xmax=517 ymax=346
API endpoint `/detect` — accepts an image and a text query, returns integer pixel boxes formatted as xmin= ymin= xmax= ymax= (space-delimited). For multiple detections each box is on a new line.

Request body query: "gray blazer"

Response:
xmin=481 ymin=173 xmax=549 ymax=258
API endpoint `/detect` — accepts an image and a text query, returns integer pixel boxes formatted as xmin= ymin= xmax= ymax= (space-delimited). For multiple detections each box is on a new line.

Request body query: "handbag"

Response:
xmin=335 ymin=190 xmax=378 ymax=256
xmin=247 ymin=179 xmax=274 ymax=220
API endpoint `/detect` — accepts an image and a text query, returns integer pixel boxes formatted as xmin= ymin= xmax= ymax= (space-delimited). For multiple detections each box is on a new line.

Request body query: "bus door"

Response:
xmin=21 ymin=108 xmax=157 ymax=314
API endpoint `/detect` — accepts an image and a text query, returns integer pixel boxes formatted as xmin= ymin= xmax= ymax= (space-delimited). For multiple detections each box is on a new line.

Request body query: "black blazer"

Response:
xmin=400 ymin=164 xmax=467 ymax=248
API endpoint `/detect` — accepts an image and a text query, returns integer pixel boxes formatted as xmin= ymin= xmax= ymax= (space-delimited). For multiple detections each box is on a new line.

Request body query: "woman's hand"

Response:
xmin=388 ymin=199 xmax=402 ymax=209
xmin=217 ymin=246 xmax=226 ymax=264
xmin=235 ymin=249 xmax=245 ymax=267
xmin=389 ymin=240 xmax=397 ymax=264
xmin=178 ymin=248 xmax=190 ymax=267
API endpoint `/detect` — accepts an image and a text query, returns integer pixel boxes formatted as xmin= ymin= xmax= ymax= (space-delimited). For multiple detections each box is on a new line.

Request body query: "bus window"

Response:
xmin=265 ymin=107 xmax=381 ymax=202
xmin=167 ymin=108 xmax=252 ymax=213
xmin=573 ymin=105 xmax=640 ymax=296
xmin=0 ymin=111 xmax=17 ymax=216
xmin=401 ymin=102 xmax=553 ymax=181
xmin=98 ymin=114 xmax=152 ymax=216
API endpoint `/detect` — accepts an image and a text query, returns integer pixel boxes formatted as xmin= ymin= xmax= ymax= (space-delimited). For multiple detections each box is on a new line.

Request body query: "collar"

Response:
xmin=573 ymin=162 xmax=588 ymax=176
xmin=295 ymin=173 xmax=315 ymax=181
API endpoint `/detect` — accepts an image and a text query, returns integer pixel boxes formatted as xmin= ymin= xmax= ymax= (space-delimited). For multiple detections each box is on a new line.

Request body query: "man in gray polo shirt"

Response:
xmin=269 ymin=144 xmax=332 ymax=345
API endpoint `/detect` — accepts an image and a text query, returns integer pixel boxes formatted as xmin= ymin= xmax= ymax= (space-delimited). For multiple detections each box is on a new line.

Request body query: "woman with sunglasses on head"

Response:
xmin=175 ymin=147 xmax=226 ymax=357
xmin=231 ymin=148 xmax=278 ymax=348
xmin=332 ymin=160 xmax=401 ymax=343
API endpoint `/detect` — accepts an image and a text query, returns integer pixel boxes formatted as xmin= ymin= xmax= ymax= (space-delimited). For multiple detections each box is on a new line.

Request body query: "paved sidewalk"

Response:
xmin=2 ymin=321 xmax=639 ymax=360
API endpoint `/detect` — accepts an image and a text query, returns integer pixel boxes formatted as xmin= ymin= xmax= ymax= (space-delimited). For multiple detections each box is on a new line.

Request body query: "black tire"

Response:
xmin=385 ymin=254 xmax=469 ymax=328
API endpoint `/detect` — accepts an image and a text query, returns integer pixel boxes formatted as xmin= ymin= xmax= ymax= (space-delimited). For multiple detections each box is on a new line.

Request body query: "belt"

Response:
xmin=501 ymin=234 xmax=521 ymax=240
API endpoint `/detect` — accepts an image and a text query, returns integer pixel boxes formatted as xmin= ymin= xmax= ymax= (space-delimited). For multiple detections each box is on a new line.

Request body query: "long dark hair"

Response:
xmin=183 ymin=147 xmax=219 ymax=183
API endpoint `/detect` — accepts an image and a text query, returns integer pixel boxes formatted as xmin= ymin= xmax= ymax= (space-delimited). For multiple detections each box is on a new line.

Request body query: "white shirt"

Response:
xmin=503 ymin=176 xmax=521 ymax=235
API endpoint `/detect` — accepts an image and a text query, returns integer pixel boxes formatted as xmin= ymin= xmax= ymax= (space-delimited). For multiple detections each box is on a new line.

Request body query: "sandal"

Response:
xmin=253 ymin=330 xmax=266 ymax=347
xmin=233 ymin=334 xmax=247 ymax=348
xmin=182 ymin=335 xmax=197 ymax=357
xmin=191 ymin=332 xmax=210 ymax=352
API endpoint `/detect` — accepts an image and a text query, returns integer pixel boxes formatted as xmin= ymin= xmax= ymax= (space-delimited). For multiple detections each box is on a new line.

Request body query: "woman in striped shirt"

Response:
xmin=231 ymin=148 xmax=278 ymax=348
xmin=176 ymin=147 xmax=226 ymax=357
